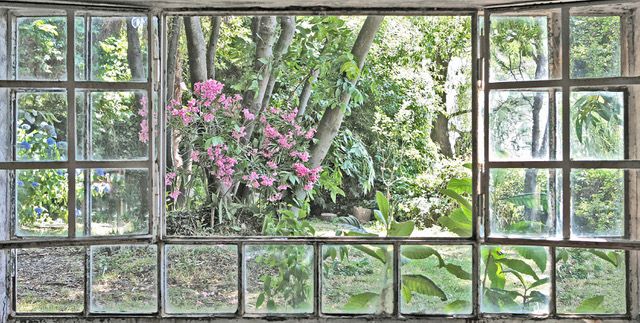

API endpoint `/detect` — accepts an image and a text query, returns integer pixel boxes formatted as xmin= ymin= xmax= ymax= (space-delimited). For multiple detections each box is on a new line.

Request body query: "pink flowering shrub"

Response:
xmin=164 ymin=79 xmax=320 ymax=207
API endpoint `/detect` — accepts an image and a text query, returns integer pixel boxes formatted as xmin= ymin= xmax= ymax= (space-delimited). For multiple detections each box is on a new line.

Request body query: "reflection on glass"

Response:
xmin=490 ymin=16 xmax=550 ymax=82
xmin=16 ymin=91 xmax=68 ymax=161
xmin=401 ymin=245 xmax=472 ymax=314
xmin=16 ymin=169 xmax=68 ymax=237
xmin=76 ymin=168 xmax=149 ymax=236
xmin=90 ymin=17 xmax=148 ymax=82
xmin=245 ymin=244 xmax=313 ymax=314
xmin=489 ymin=90 xmax=561 ymax=160
xmin=570 ymin=16 xmax=621 ymax=79
xmin=76 ymin=90 xmax=148 ymax=161
xmin=571 ymin=169 xmax=624 ymax=238
xmin=17 ymin=17 xmax=67 ymax=80
xmin=481 ymin=245 xmax=550 ymax=314
xmin=556 ymin=248 xmax=625 ymax=314
xmin=489 ymin=168 xmax=562 ymax=238
xmin=570 ymin=91 xmax=624 ymax=160
xmin=16 ymin=247 xmax=84 ymax=313
xmin=166 ymin=245 xmax=238 ymax=314
xmin=322 ymin=244 xmax=393 ymax=314
xmin=90 ymin=245 xmax=157 ymax=313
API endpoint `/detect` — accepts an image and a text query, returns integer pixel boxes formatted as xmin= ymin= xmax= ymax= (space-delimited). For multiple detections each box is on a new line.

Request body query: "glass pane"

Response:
xmin=16 ymin=91 xmax=68 ymax=161
xmin=76 ymin=90 xmax=148 ymax=160
xmin=322 ymin=244 xmax=393 ymax=314
xmin=400 ymin=245 xmax=472 ymax=314
xmin=90 ymin=245 xmax=157 ymax=313
xmin=570 ymin=16 xmax=621 ymax=78
xmin=481 ymin=245 xmax=550 ymax=314
xmin=76 ymin=168 xmax=149 ymax=236
xmin=557 ymin=248 xmax=625 ymax=314
xmin=16 ymin=247 xmax=84 ymax=313
xmin=489 ymin=90 xmax=561 ymax=160
xmin=16 ymin=169 xmax=68 ymax=237
xmin=75 ymin=16 xmax=86 ymax=81
xmin=490 ymin=15 xmax=555 ymax=82
xmin=16 ymin=17 xmax=67 ymax=80
xmin=245 ymin=244 xmax=313 ymax=314
xmin=166 ymin=245 xmax=238 ymax=314
xmin=489 ymin=168 xmax=562 ymax=238
xmin=570 ymin=91 xmax=624 ymax=160
xmin=571 ymin=169 xmax=624 ymax=238
xmin=90 ymin=17 xmax=148 ymax=82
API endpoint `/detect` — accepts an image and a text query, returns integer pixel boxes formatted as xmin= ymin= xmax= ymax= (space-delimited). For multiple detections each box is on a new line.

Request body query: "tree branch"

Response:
xmin=206 ymin=16 xmax=222 ymax=80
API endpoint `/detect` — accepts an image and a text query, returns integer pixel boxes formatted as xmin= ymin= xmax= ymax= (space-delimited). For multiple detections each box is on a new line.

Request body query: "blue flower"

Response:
xmin=31 ymin=182 xmax=39 ymax=188
xmin=17 ymin=180 xmax=24 ymax=187
xmin=56 ymin=170 xmax=64 ymax=176
xmin=34 ymin=206 xmax=43 ymax=216
xmin=20 ymin=141 xmax=31 ymax=150
xmin=47 ymin=137 xmax=56 ymax=146
xmin=96 ymin=168 xmax=106 ymax=177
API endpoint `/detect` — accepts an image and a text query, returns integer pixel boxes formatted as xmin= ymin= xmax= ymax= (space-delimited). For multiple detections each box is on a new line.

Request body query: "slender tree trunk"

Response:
xmin=165 ymin=17 xmax=182 ymax=171
xmin=243 ymin=16 xmax=277 ymax=141
xmin=429 ymin=58 xmax=454 ymax=158
xmin=183 ymin=16 xmax=208 ymax=86
xmin=261 ymin=16 xmax=296 ymax=109
xmin=206 ymin=16 xmax=222 ymax=80
xmin=297 ymin=68 xmax=319 ymax=118
xmin=295 ymin=16 xmax=384 ymax=201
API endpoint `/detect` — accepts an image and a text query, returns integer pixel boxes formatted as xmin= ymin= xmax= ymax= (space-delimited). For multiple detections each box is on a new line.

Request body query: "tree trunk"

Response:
xmin=429 ymin=57 xmax=454 ymax=158
xmin=295 ymin=16 xmax=384 ymax=201
xmin=183 ymin=16 xmax=207 ymax=85
xmin=165 ymin=17 xmax=182 ymax=171
xmin=243 ymin=16 xmax=277 ymax=141
xmin=206 ymin=16 xmax=222 ymax=80
xmin=261 ymin=16 xmax=296 ymax=109
xmin=297 ymin=68 xmax=319 ymax=119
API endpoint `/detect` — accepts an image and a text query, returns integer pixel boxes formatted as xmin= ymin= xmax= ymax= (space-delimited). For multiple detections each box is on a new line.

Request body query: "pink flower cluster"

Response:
xmin=207 ymin=144 xmax=238 ymax=187
xmin=138 ymin=96 xmax=156 ymax=143
xmin=164 ymin=79 xmax=322 ymax=205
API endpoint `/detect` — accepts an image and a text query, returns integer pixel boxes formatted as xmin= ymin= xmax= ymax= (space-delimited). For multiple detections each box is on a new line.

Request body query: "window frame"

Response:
xmin=0 ymin=0 xmax=637 ymax=321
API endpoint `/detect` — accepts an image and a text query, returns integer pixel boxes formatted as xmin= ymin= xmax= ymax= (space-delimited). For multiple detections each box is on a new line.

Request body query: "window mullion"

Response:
xmin=66 ymin=9 xmax=76 ymax=238
xmin=561 ymin=7 xmax=571 ymax=240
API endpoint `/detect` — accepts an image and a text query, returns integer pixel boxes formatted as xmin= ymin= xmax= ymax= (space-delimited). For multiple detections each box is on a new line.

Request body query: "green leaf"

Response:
xmin=438 ymin=207 xmax=472 ymax=237
xmin=495 ymin=258 xmax=539 ymax=280
xmin=588 ymin=249 xmax=621 ymax=267
xmin=486 ymin=254 xmax=505 ymax=289
xmin=443 ymin=300 xmax=470 ymax=313
xmin=528 ymin=290 xmax=549 ymax=305
xmin=442 ymin=188 xmax=471 ymax=211
xmin=529 ymin=277 xmax=550 ymax=290
xmin=575 ymin=295 xmax=605 ymax=313
xmin=402 ymin=274 xmax=447 ymax=301
xmin=401 ymin=245 xmax=442 ymax=265
xmin=401 ymin=285 xmax=413 ymax=303
xmin=354 ymin=245 xmax=387 ymax=264
xmin=256 ymin=293 xmax=265 ymax=308
xmin=375 ymin=191 xmax=390 ymax=223
xmin=557 ymin=249 xmax=569 ymax=263
xmin=447 ymin=178 xmax=472 ymax=195
xmin=514 ymin=246 xmax=548 ymax=271
xmin=343 ymin=292 xmax=379 ymax=310
xmin=444 ymin=263 xmax=471 ymax=280
xmin=388 ymin=220 xmax=414 ymax=237
xmin=373 ymin=209 xmax=386 ymax=227
xmin=205 ymin=136 xmax=225 ymax=147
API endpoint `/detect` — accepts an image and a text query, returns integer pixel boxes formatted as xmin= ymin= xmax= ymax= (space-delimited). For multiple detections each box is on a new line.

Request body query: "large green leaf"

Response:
xmin=495 ymin=258 xmax=540 ymax=280
xmin=529 ymin=277 xmax=550 ymax=290
xmin=343 ymin=292 xmax=379 ymax=310
xmin=588 ymin=249 xmax=622 ymax=268
xmin=504 ymin=192 xmax=548 ymax=213
xmin=447 ymin=178 xmax=472 ymax=195
xmin=354 ymin=245 xmax=388 ymax=264
xmin=442 ymin=188 xmax=471 ymax=211
xmin=401 ymin=245 xmax=443 ymax=265
xmin=375 ymin=191 xmax=390 ymax=224
xmin=514 ymin=246 xmax=548 ymax=272
xmin=438 ymin=208 xmax=472 ymax=237
xmin=575 ymin=295 xmax=605 ymax=313
xmin=444 ymin=263 xmax=471 ymax=280
xmin=402 ymin=274 xmax=447 ymax=301
xmin=388 ymin=220 xmax=415 ymax=237
xmin=486 ymin=253 xmax=505 ymax=289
